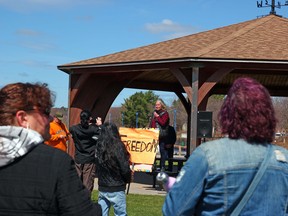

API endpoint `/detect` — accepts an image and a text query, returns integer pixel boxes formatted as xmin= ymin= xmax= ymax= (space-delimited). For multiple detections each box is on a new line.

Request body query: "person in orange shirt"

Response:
xmin=46 ymin=112 xmax=69 ymax=152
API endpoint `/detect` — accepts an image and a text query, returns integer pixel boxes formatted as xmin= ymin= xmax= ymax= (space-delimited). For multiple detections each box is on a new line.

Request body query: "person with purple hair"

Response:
xmin=162 ymin=77 xmax=288 ymax=216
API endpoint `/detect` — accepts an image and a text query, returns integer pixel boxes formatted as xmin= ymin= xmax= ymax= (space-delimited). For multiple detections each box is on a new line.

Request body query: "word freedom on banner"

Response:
xmin=119 ymin=127 xmax=159 ymax=172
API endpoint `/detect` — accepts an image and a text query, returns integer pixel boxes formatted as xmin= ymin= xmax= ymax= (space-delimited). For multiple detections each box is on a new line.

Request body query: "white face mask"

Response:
xmin=26 ymin=123 xmax=30 ymax=130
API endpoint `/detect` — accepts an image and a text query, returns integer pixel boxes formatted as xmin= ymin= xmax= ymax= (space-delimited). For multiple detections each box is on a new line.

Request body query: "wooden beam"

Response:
xmin=59 ymin=61 xmax=194 ymax=74
xmin=189 ymin=67 xmax=199 ymax=155
xmin=127 ymin=81 xmax=182 ymax=92
xmin=198 ymin=68 xmax=233 ymax=105
xmin=69 ymin=73 xmax=90 ymax=106
xmin=174 ymin=91 xmax=190 ymax=114
xmin=170 ymin=67 xmax=193 ymax=101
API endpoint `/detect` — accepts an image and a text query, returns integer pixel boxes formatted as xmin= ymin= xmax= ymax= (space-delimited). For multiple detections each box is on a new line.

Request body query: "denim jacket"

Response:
xmin=162 ymin=138 xmax=288 ymax=216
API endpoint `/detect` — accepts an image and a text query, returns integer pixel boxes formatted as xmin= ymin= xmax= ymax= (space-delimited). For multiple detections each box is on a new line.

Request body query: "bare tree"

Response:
xmin=273 ymin=97 xmax=288 ymax=134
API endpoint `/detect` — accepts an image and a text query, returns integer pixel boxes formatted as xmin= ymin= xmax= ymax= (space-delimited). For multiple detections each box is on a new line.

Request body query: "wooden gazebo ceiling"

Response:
xmin=63 ymin=61 xmax=288 ymax=97
xmin=59 ymin=14 xmax=288 ymax=99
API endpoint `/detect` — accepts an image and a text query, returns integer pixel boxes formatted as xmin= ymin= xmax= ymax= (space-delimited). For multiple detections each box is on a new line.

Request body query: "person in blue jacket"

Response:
xmin=163 ymin=77 xmax=288 ymax=216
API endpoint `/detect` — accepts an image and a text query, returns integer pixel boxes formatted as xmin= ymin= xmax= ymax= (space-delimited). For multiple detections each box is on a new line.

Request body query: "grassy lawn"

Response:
xmin=92 ymin=190 xmax=165 ymax=216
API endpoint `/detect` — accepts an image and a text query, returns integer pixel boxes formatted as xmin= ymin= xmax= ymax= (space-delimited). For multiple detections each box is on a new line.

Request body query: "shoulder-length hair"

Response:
xmin=219 ymin=77 xmax=276 ymax=144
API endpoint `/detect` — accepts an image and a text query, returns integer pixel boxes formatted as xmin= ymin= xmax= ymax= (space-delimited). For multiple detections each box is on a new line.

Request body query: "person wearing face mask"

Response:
xmin=0 ymin=82 xmax=102 ymax=216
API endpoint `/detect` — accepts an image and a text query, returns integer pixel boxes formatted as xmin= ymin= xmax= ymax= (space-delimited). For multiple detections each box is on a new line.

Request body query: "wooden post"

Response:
xmin=189 ymin=67 xmax=199 ymax=155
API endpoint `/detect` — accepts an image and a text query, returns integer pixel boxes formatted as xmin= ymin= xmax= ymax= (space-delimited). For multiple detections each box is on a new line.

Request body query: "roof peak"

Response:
xmin=257 ymin=0 xmax=288 ymax=17
xmin=59 ymin=15 xmax=288 ymax=69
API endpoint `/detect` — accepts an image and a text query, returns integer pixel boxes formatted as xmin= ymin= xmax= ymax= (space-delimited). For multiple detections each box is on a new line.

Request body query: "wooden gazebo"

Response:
xmin=58 ymin=15 xmax=288 ymax=157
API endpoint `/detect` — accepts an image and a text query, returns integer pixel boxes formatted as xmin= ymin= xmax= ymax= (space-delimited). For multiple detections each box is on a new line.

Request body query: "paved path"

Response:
xmin=93 ymin=160 xmax=186 ymax=196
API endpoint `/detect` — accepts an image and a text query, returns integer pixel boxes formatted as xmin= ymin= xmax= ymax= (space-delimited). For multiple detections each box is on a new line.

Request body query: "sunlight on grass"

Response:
xmin=92 ymin=190 xmax=165 ymax=216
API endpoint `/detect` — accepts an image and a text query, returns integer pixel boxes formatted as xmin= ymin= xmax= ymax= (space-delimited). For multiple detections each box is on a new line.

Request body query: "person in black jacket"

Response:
xmin=95 ymin=122 xmax=132 ymax=216
xmin=69 ymin=110 xmax=102 ymax=197
xmin=0 ymin=82 xmax=101 ymax=216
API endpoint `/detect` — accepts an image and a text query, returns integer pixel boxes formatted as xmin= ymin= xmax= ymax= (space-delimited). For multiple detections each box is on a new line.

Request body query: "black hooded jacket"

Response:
xmin=70 ymin=124 xmax=101 ymax=164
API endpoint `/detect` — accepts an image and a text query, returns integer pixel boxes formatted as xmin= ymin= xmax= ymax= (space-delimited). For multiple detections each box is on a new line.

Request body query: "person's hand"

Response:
xmin=59 ymin=135 xmax=66 ymax=139
xmin=153 ymin=111 xmax=159 ymax=118
xmin=96 ymin=117 xmax=102 ymax=126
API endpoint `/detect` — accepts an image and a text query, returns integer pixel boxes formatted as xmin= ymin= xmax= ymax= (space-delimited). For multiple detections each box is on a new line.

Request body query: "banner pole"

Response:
xmin=126 ymin=163 xmax=135 ymax=195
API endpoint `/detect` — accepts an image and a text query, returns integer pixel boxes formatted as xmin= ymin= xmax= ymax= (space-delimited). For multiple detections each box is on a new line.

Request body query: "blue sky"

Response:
xmin=1 ymin=0 xmax=287 ymax=107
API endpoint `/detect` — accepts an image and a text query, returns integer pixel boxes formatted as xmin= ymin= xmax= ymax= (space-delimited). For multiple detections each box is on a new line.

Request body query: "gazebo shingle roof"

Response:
xmin=62 ymin=14 xmax=288 ymax=67
xmin=59 ymin=14 xmax=288 ymax=155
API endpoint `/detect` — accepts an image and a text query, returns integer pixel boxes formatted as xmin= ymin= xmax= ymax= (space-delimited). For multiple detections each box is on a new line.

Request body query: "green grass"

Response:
xmin=92 ymin=190 xmax=165 ymax=216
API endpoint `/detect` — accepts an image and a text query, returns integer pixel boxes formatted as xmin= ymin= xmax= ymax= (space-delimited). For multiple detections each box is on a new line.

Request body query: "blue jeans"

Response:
xmin=98 ymin=190 xmax=127 ymax=216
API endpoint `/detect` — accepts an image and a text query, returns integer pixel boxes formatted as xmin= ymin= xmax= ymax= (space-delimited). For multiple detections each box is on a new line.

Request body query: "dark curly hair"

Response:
xmin=0 ymin=82 xmax=55 ymax=125
xmin=219 ymin=77 xmax=276 ymax=144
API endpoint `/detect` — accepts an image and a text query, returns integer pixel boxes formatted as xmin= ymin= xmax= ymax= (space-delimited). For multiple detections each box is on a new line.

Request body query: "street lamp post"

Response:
xmin=121 ymin=113 xmax=124 ymax=126
xmin=136 ymin=112 xmax=139 ymax=128
xmin=173 ymin=109 xmax=177 ymax=130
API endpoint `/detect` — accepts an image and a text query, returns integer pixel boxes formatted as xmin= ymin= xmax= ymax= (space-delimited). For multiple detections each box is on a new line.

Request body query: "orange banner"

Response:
xmin=119 ymin=127 xmax=159 ymax=165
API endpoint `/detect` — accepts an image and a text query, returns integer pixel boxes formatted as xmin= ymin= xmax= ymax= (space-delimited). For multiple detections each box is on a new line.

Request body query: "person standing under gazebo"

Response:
xmin=150 ymin=99 xmax=170 ymax=171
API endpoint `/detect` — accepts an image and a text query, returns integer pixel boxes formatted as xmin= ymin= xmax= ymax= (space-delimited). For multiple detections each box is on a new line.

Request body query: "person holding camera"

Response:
xmin=69 ymin=110 xmax=102 ymax=197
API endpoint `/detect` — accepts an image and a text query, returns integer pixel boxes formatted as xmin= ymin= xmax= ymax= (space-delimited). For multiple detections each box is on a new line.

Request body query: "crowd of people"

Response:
xmin=0 ymin=77 xmax=287 ymax=216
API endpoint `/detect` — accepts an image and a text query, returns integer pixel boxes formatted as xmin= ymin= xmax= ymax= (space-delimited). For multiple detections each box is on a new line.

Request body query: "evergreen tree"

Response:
xmin=121 ymin=90 xmax=159 ymax=128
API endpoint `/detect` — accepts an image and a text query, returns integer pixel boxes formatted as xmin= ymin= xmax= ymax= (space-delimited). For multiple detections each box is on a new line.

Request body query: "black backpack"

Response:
xmin=167 ymin=125 xmax=177 ymax=144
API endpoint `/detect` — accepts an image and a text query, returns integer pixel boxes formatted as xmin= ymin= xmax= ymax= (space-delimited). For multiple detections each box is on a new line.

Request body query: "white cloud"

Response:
xmin=145 ymin=19 xmax=180 ymax=33
xmin=18 ymin=71 xmax=29 ymax=77
xmin=145 ymin=19 xmax=199 ymax=39
xmin=75 ymin=15 xmax=94 ymax=22
xmin=16 ymin=29 xmax=42 ymax=37
xmin=19 ymin=41 xmax=56 ymax=51
xmin=14 ymin=28 xmax=56 ymax=52
xmin=21 ymin=60 xmax=54 ymax=69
